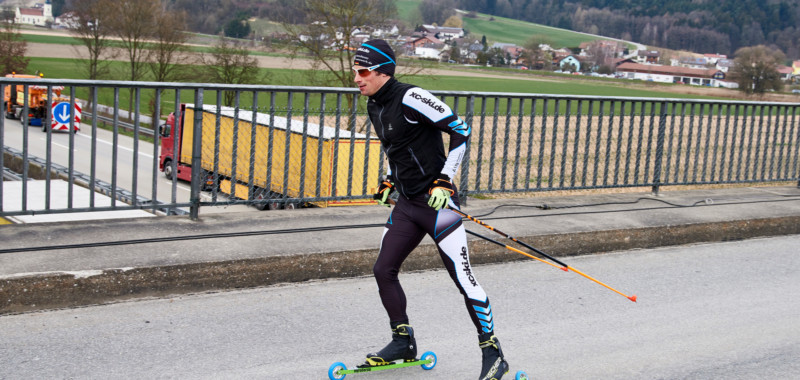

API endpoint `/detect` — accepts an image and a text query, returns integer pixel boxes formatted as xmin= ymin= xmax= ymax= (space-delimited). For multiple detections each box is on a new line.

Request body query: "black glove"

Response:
xmin=373 ymin=175 xmax=395 ymax=207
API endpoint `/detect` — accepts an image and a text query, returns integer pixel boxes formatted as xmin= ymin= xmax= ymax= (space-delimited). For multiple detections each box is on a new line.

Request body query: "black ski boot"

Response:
xmin=478 ymin=332 xmax=509 ymax=380
xmin=359 ymin=323 xmax=417 ymax=367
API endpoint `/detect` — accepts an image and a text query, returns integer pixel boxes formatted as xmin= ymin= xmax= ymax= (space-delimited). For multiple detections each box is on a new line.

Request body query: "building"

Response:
xmin=677 ymin=56 xmax=709 ymax=69
xmin=777 ymin=65 xmax=794 ymax=82
xmin=420 ymin=25 xmax=464 ymax=42
xmin=635 ymin=50 xmax=660 ymax=64
xmin=14 ymin=1 xmax=54 ymax=27
xmin=557 ymin=55 xmax=582 ymax=72
xmin=616 ymin=62 xmax=735 ymax=88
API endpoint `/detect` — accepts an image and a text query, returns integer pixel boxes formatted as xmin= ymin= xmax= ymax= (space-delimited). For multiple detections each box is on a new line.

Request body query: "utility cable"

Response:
xmin=2 ymin=193 xmax=798 ymax=255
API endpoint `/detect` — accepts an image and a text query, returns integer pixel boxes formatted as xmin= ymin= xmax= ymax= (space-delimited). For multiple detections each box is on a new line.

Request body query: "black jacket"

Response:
xmin=367 ymin=77 xmax=470 ymax=199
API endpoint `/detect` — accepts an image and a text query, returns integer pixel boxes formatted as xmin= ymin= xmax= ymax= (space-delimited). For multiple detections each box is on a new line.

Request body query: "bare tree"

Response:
xmin=281 ymin=0 xmax=415 ymax=131
xmin=145 ymin=4 xmax=190 ymax=124
xmin=418 ymin=0 xmax=456 ymax=25
xmin=147 ymin=6 xmax=189 ymax=83
xmin=106 ymin=0 xmax=159 ymax=114
xmin=584 ymin=40 xmax=620 ymax=72
xmin=731 ymin=45 xmax=786 ymax=95
xmin=0 ymin=9 xmax=29 ymax=74
xmin=200 ymin=37 xmax=262 ymax=107
xmin=520 ymin=35 xmax=553 ymax=70
xmin=67 ymin=0 xmax=116 ymax=79
xmin=281 ymin=0 xmax=397 ymax=89
xmin=107 ymin=0 xmax=158 ymax=83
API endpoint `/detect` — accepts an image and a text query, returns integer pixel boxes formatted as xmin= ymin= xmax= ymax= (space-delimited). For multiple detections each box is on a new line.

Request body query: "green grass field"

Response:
xmin=461 ymin=14 xmax=597 ymax=48
xmin=25 ymin=57 xmax=716 ymax=101
xmin=394 ymin=0 xmax=614 ymax=49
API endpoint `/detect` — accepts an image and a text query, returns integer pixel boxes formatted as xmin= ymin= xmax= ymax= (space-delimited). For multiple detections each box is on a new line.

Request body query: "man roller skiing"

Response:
xmin=353 ymin=39 xmax=510 ymax=380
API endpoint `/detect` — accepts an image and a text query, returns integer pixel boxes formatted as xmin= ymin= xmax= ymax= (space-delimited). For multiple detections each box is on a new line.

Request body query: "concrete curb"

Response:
xmin=3 ymin=215 xmax=798 ymax=315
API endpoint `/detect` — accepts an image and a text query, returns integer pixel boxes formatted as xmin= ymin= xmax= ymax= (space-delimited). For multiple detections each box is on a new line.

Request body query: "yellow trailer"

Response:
xmin=177 ymin=105 xmax=382 ymax=208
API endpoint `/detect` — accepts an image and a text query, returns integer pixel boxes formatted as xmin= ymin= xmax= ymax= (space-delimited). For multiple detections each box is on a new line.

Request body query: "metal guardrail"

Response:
xmin=1 ymin=78 xmax=799 ymax=220
xmin=2 ymin=146 xmax=187 ymax=216
xmin=83 ymin=111 xmax=154 ymax=137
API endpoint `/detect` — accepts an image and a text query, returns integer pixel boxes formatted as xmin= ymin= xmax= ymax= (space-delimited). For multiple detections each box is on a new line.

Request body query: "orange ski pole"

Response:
xmin=451 ymin=207 xmax=637 ymax=303
xmin=465 ymin=229 xmax=568 ymax=271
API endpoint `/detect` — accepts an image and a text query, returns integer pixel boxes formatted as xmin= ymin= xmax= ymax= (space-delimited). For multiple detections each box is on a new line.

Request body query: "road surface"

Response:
xmin=1 ymin=235 xmax=797 ymax=379
xmin=2 ymin=118 xmax=252 ymax=217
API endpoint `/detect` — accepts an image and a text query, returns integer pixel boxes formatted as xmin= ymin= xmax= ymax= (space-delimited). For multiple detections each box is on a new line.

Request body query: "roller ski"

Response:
xmin=479 ymin=333 xmax=529 ymax=380
xmin=328 ymin=324 xmax=437 ymax=379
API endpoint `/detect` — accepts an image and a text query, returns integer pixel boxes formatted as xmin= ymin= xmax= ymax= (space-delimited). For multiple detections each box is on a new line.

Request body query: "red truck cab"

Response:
xmin=158 ymin=108 xmax=192 ymax=183
xmin=158 ymin=106 xmax=216 ymax=190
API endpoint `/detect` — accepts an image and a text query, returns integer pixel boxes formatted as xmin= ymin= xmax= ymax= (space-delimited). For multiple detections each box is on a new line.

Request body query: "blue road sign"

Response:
xmin=53 ymin=102 xmax=72 ymax=124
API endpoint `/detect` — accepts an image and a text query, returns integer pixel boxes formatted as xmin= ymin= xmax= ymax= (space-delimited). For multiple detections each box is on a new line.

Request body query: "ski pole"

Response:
xmin=451 ymin=207 xmax=637 ymax=303
xmin=465 ymin=228 xmax=569 ymax=271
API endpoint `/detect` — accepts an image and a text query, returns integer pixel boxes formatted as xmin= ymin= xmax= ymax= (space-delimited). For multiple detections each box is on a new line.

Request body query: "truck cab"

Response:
xmin=158 ymin=108 xmax=192 ymax=183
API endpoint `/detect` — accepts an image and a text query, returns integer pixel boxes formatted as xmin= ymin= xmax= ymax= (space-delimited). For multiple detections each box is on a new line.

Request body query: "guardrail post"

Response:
xmin=190 ymin=89 xmax=204 ymax=220
xmin=651 ymin=101 xmax=668 ymax=195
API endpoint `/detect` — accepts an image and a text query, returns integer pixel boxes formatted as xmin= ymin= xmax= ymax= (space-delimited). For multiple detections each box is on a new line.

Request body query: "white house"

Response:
xmin=421 ymin=25 xmax=464 ymax=41
xmin=414 ymin=46 xmax=442 ymax=60
xmin=14 ymin=0 xmax=54 ymax=27
xmin=616 ymin=62 xmax=736 ymax=88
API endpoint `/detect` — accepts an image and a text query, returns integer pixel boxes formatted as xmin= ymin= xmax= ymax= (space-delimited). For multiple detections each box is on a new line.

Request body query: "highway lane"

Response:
xmin=0 ymin=235 xmax=797 ymax=379
xmin=1 ymin=118 xmax=253 ymax=214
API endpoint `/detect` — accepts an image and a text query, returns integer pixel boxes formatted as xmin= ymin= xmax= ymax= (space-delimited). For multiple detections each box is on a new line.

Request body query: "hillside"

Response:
xmin=456 ymin=0 xmax=800 ymax=59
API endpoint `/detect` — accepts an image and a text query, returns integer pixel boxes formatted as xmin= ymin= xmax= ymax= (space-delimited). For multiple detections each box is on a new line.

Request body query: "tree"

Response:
xmin=107 ymin=0 xmax=159 ymax=114
xmin=147 ymin=6 xmax=189 ymax=83
xmin=147 ymin=5 xmax=190 ymax=123
xmin=443 ymin=15 xmax=462 ymax=28
xmin=224 ymin=17 xmax=251 ymax=39
xmin=67 ymin=0 xmax=116 ymax=79
xmin=200 ymin=38 xmax=262 ymax=107
xmin=730 ymin=45 xmax=785 ymax=95
xmin=448 ymin=41 xmax=462 ymax=63
xmin=0 ymin=9 xmax=29 ymax=74
xmin=520 ymin=35 xmax=552 ymax=70
xmin=281 ymin=0 xmax=397 ymax=89
xmin=584 ymin=40 xmax=619 ymax=71
xmin=418 ymin=0 xmax=456 ymax=25
xmin=107 ymin=0 xmax=159 ymax=83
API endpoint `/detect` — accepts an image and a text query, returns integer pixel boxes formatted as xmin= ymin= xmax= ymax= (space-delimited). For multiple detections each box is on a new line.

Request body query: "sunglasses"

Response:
xmin=352 ymin=61 xmax=393 ymax=77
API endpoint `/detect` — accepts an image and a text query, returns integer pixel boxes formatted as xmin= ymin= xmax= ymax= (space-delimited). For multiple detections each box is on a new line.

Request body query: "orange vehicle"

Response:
xmin=3 ymin=73 xmax=81 ymax=132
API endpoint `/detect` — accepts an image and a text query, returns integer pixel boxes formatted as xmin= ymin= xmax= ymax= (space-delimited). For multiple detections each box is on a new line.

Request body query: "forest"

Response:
xmin=456 ymin=0 xmax=800 ymax=59
xmin=43 ymin=0 xmax=800 ymax=60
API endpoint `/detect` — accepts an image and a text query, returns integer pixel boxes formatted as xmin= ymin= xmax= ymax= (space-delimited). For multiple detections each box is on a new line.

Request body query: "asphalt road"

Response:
xmin=3 ymin=118 xmax=252 ymax=216
xmin=1 ymin=235 xmax=798 ymax=379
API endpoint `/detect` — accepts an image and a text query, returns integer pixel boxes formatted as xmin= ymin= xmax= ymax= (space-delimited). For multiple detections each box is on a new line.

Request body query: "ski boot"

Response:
xmin=478 ymin=332 xmax=509 ymax=380
xmin=358 ymin=323 xmax=417 ymax=367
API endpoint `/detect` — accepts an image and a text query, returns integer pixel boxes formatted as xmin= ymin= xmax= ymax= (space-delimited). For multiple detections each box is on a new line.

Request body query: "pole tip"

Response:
xmin=561 ymin=267 xmax=569 ymax=272
xmin=628 ymin=295 xmax=637 ymax=302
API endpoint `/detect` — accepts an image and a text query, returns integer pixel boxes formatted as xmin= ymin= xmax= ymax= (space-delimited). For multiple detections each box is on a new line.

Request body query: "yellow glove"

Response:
xmin=427 ymin=175 xmax=454 ymax=211
xmin=373 ymin=175 xmax=394 ymax=207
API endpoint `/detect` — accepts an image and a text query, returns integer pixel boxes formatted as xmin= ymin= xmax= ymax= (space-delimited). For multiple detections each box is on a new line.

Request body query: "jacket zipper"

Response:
xmin=408 ymin=147 xmax=425 ymax=175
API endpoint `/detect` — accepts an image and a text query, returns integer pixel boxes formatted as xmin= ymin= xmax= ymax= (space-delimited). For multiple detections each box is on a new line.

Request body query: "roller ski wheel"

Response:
xmin=327 ymin=351 xmax=437 ymax=379
xmin=515 ymin=370 xmax=530 ymax=380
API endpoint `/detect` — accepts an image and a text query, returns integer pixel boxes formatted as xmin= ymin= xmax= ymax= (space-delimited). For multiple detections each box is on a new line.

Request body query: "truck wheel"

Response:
xmin=163 ymin=160 xmax=174 ymax=180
